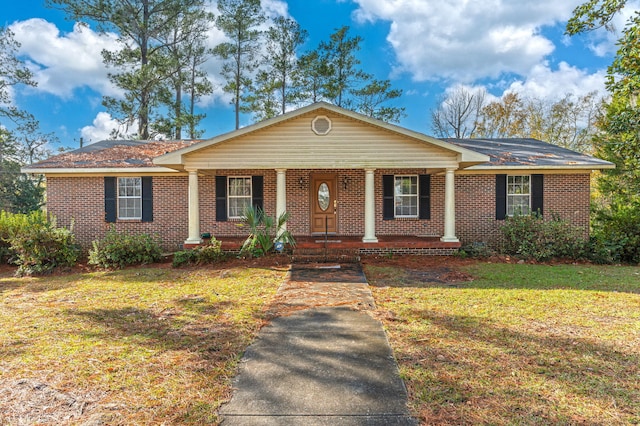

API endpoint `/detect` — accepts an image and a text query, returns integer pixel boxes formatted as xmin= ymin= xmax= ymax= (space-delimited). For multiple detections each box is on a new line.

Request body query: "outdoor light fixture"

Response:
xmin=343 ymin=175 xmax=350 ymax=189
xmin=299 ymin=176 xmax=305 ymax=189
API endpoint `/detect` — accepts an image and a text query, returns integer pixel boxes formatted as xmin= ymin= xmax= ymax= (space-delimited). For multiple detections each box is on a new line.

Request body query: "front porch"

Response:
xmin=184 ymin=168 xmax=462 ymax=248
xmin=217 ymin=235 xmax=461 ymax=257
xmin=150 ymin=103 xmax=492 ymax=251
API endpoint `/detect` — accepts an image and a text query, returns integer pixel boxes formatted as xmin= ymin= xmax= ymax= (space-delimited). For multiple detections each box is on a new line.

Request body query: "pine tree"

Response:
xmin=213 ymin=0 xmax=265 ymax=129
xmin=48 ymin=0 xmax=213 ymax=139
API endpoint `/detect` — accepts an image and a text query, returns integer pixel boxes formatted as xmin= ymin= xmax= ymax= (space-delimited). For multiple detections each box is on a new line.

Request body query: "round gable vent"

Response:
xmin=312 ymin=115 xmax=332 ymax=135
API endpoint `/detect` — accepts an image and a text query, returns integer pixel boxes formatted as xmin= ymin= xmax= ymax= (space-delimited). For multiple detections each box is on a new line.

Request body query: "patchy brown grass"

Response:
xmin=4 ymin=254 xmax=639 ymax=425
xmin=364 ymin=258 xmax=640 ymax=425
xmin=0 ymin=260 xmax=288 ymax=425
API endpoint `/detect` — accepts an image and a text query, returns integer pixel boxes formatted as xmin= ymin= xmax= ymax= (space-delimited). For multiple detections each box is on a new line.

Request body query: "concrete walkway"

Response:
xmin=219 ymin=264 xmax=417 ymax=425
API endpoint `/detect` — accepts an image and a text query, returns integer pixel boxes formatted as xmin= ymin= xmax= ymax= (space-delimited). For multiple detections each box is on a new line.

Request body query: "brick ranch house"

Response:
xmin=24 ymin=102 xmax=613 ymax=255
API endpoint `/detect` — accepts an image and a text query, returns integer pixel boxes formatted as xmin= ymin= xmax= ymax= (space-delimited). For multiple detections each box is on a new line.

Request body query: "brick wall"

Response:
xmin=455 ymin=174 xmax=501 ymax=244
xmin=455 ymin=173 xmax=592 ymax=243
xmin=375 ymin=169 xmax=444 ymax=237
xmin=543 ymin=173 xmax=591 ymax=233
xmin=46 ymin=171 xmax=592 ymax=250
xmin=47 ymin=176 xmax=189 ymax=251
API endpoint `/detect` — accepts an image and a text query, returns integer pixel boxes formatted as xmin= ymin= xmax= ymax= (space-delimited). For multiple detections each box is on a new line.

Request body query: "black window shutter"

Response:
xmin=382 ymin=175 xmax=394 ymax=220
xmin=216 ymin=176 xmax=227 ymax=222
xmin=531 ymin=174 xmax=544 ymax=216
xmin=496 ymin=174 xmax=507 ymax=220
xmin=104 ymin=177 xmax=117 ymax=223
xmin=419 ymin=174 xmax=431 ymax=220
xmin=252 ymin=175 xmax=264 ymax=211
xmin=141 ymin=176 xmax=153 ymax=222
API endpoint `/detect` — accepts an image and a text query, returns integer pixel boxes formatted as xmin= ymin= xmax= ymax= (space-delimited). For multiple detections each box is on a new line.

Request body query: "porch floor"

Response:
xmin=218 ymin=235 xmax=461 ymax=251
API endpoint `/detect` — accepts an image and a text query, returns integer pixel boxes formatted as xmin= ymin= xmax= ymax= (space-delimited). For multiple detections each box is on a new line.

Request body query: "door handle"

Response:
xmin=334 ymin=199 xmax=337 ymax=214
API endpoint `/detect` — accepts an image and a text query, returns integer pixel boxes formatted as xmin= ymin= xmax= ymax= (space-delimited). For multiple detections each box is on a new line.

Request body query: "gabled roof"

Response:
xmin=444 ymin=138 xmax=615 ymax=170
xmin=22 ymin=104 xmax=614 ymax=175
xmin=153 ymin=102 xmax=489 ymax=169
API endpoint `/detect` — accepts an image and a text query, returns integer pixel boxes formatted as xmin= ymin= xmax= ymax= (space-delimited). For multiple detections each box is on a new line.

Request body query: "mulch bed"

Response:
xmin=361 ymin=255 xmax=476 ymax=287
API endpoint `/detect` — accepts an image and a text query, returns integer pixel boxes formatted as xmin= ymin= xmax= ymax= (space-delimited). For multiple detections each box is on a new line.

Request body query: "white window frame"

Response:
xmin=507 ymin=175 xmax=531 ymax=216
xmin=228 ymin=176 xmax=253 ymax=219
xmin=394 ymin=175 xmax=419 ymax=218
xmin=117 ymin=177 xmax=142 ymax=220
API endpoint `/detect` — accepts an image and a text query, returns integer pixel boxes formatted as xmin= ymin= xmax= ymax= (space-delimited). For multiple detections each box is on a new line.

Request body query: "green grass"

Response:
xmin=3 ymin=260 xmax=638 ymax=425
xmin=0 ymin=264 xmax=287 ymax=425
xmin=365 ymin=262 xmax=640 ymax=425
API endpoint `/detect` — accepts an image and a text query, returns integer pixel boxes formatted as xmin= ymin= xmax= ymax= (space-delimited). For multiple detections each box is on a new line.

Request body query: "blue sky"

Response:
xmin=3 ymin=0 xmax=635 ymax=150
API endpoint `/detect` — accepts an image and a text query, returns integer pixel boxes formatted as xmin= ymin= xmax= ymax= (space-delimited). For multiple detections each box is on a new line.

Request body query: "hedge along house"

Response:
xmin=24 ymin=102 xmax=613 ymax=254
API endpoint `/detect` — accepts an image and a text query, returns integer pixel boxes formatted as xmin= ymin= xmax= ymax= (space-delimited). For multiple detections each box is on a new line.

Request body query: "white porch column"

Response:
xmin=363 ymin=169 xmax=378 ymax=243
xmin=185 ymin=169 xmax=201 ymax=245
xmin=441 ymin=167 xmax=459 ymax=243
xmin=276 ymin=169 xmax=287 ymax=232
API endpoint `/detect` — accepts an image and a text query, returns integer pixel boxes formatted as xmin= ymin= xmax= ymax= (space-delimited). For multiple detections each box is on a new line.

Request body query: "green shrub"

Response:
xmin=591 ymin=200 xmax=640 ymax=264
xmin=499 ymin=213 xmax=587 ymax=262
xmin=0 ymin=210 xmax=80 ymax=276
xmin=0 ymin=243 xmax=11 ymax=264
xmin=239 ymin=205 xmax=295 ymax=258
xmin=458 ymin=242 xmax=496 ymax=259
xmin=0 ymin=212 xmax=15 ymax=263
xmin=0 ymin=210 xmax=35 ymax=262
xmin=172 ymin=249 xmax=198 ymax=267
xmin=89 ymin=228 xmax=162 ymax=269
xmin=172 ymin=238 xmax=224 ymax=267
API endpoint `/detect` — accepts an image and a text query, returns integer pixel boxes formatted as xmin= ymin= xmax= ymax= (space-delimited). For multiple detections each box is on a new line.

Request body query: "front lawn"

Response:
xmin=365 ymin=261 xmax=640 ymax=425
xmin=3 ymin=258 xmax=638 ymax=425
xmin=0 ymin=263 xmax=287 ymax=424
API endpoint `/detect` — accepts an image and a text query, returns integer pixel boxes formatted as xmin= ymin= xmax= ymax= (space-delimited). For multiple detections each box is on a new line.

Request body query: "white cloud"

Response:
xmin=81 ymin=112 xmax=136 ymax=143
xmin=505 ymin=62 xmax=606 ymax=100
xmin=436 ymin=63 xmax=606 ymax=131
xmin=10 ymin=19 xmax=121 ymax=98
xmin=8 ymin=0 xmax=291 ymax=108
xmin=350 ymin=0 xmax=585 ymax=82
xmin=261 ymin=0 xmax=290 ymax=18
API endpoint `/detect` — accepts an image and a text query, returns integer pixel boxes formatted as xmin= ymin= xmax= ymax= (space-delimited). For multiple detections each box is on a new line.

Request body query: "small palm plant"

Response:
xmin=239 ymin=205 xmax=295 ymax=257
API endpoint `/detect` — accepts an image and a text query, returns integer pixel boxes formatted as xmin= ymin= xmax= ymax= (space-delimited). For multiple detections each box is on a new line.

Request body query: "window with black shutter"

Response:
xmin=216 ymin=175 xmax=264 ymax=221
xmin=382 ymin=174 xmax=431 ymax=220
xmin=496 ymin=174 xmax=544 ymax=219
xmin=104 ymin=176 xmax=153 ymax=222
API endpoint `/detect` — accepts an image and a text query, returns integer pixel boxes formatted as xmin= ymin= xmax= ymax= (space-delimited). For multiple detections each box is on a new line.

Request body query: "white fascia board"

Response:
xmin=462 ymin=163 xmax=616 ymax=172
xmin=21 ymin=166 xmax=183 ymax=175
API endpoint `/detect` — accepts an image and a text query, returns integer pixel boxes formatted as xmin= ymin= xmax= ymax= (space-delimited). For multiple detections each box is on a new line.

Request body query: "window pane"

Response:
xmin=507 ymin=175 xmax=531 ymax=217
xmin=395 ymin=176 xmax=417 ymax=196
xmin=228 ymin=199 xmax=239 ymax=218
xmin=318 ymin=183 xmax=330 ymax=211
xmin=229 ymin=197 xmax=251 ymax=218
xmin=119 ymin=198 xmax=141 ymax=219
xmin=229 ymin=177 xmax=251 ymax=196
xmin=394 ymin=176 xmax=419 ymax=217
xmin=228 ymin=177 xmax=253 ymax=218
xmin=117 ymin=177 xmax=142 ymax=219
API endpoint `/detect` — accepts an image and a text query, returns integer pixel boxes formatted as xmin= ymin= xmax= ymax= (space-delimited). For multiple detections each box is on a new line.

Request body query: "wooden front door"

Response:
xmin=311 ymin=173 xmax=337 ymax=234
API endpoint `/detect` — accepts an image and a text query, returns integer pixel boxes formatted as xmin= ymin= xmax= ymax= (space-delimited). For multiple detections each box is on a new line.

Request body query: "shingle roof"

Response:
xmin=25 ymin=135 xmax=613 ymax=172
xmin=443 ymin=138 xmax=614 ymax=169
xmin=28 ymin=139 xmax=201 ymax=169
